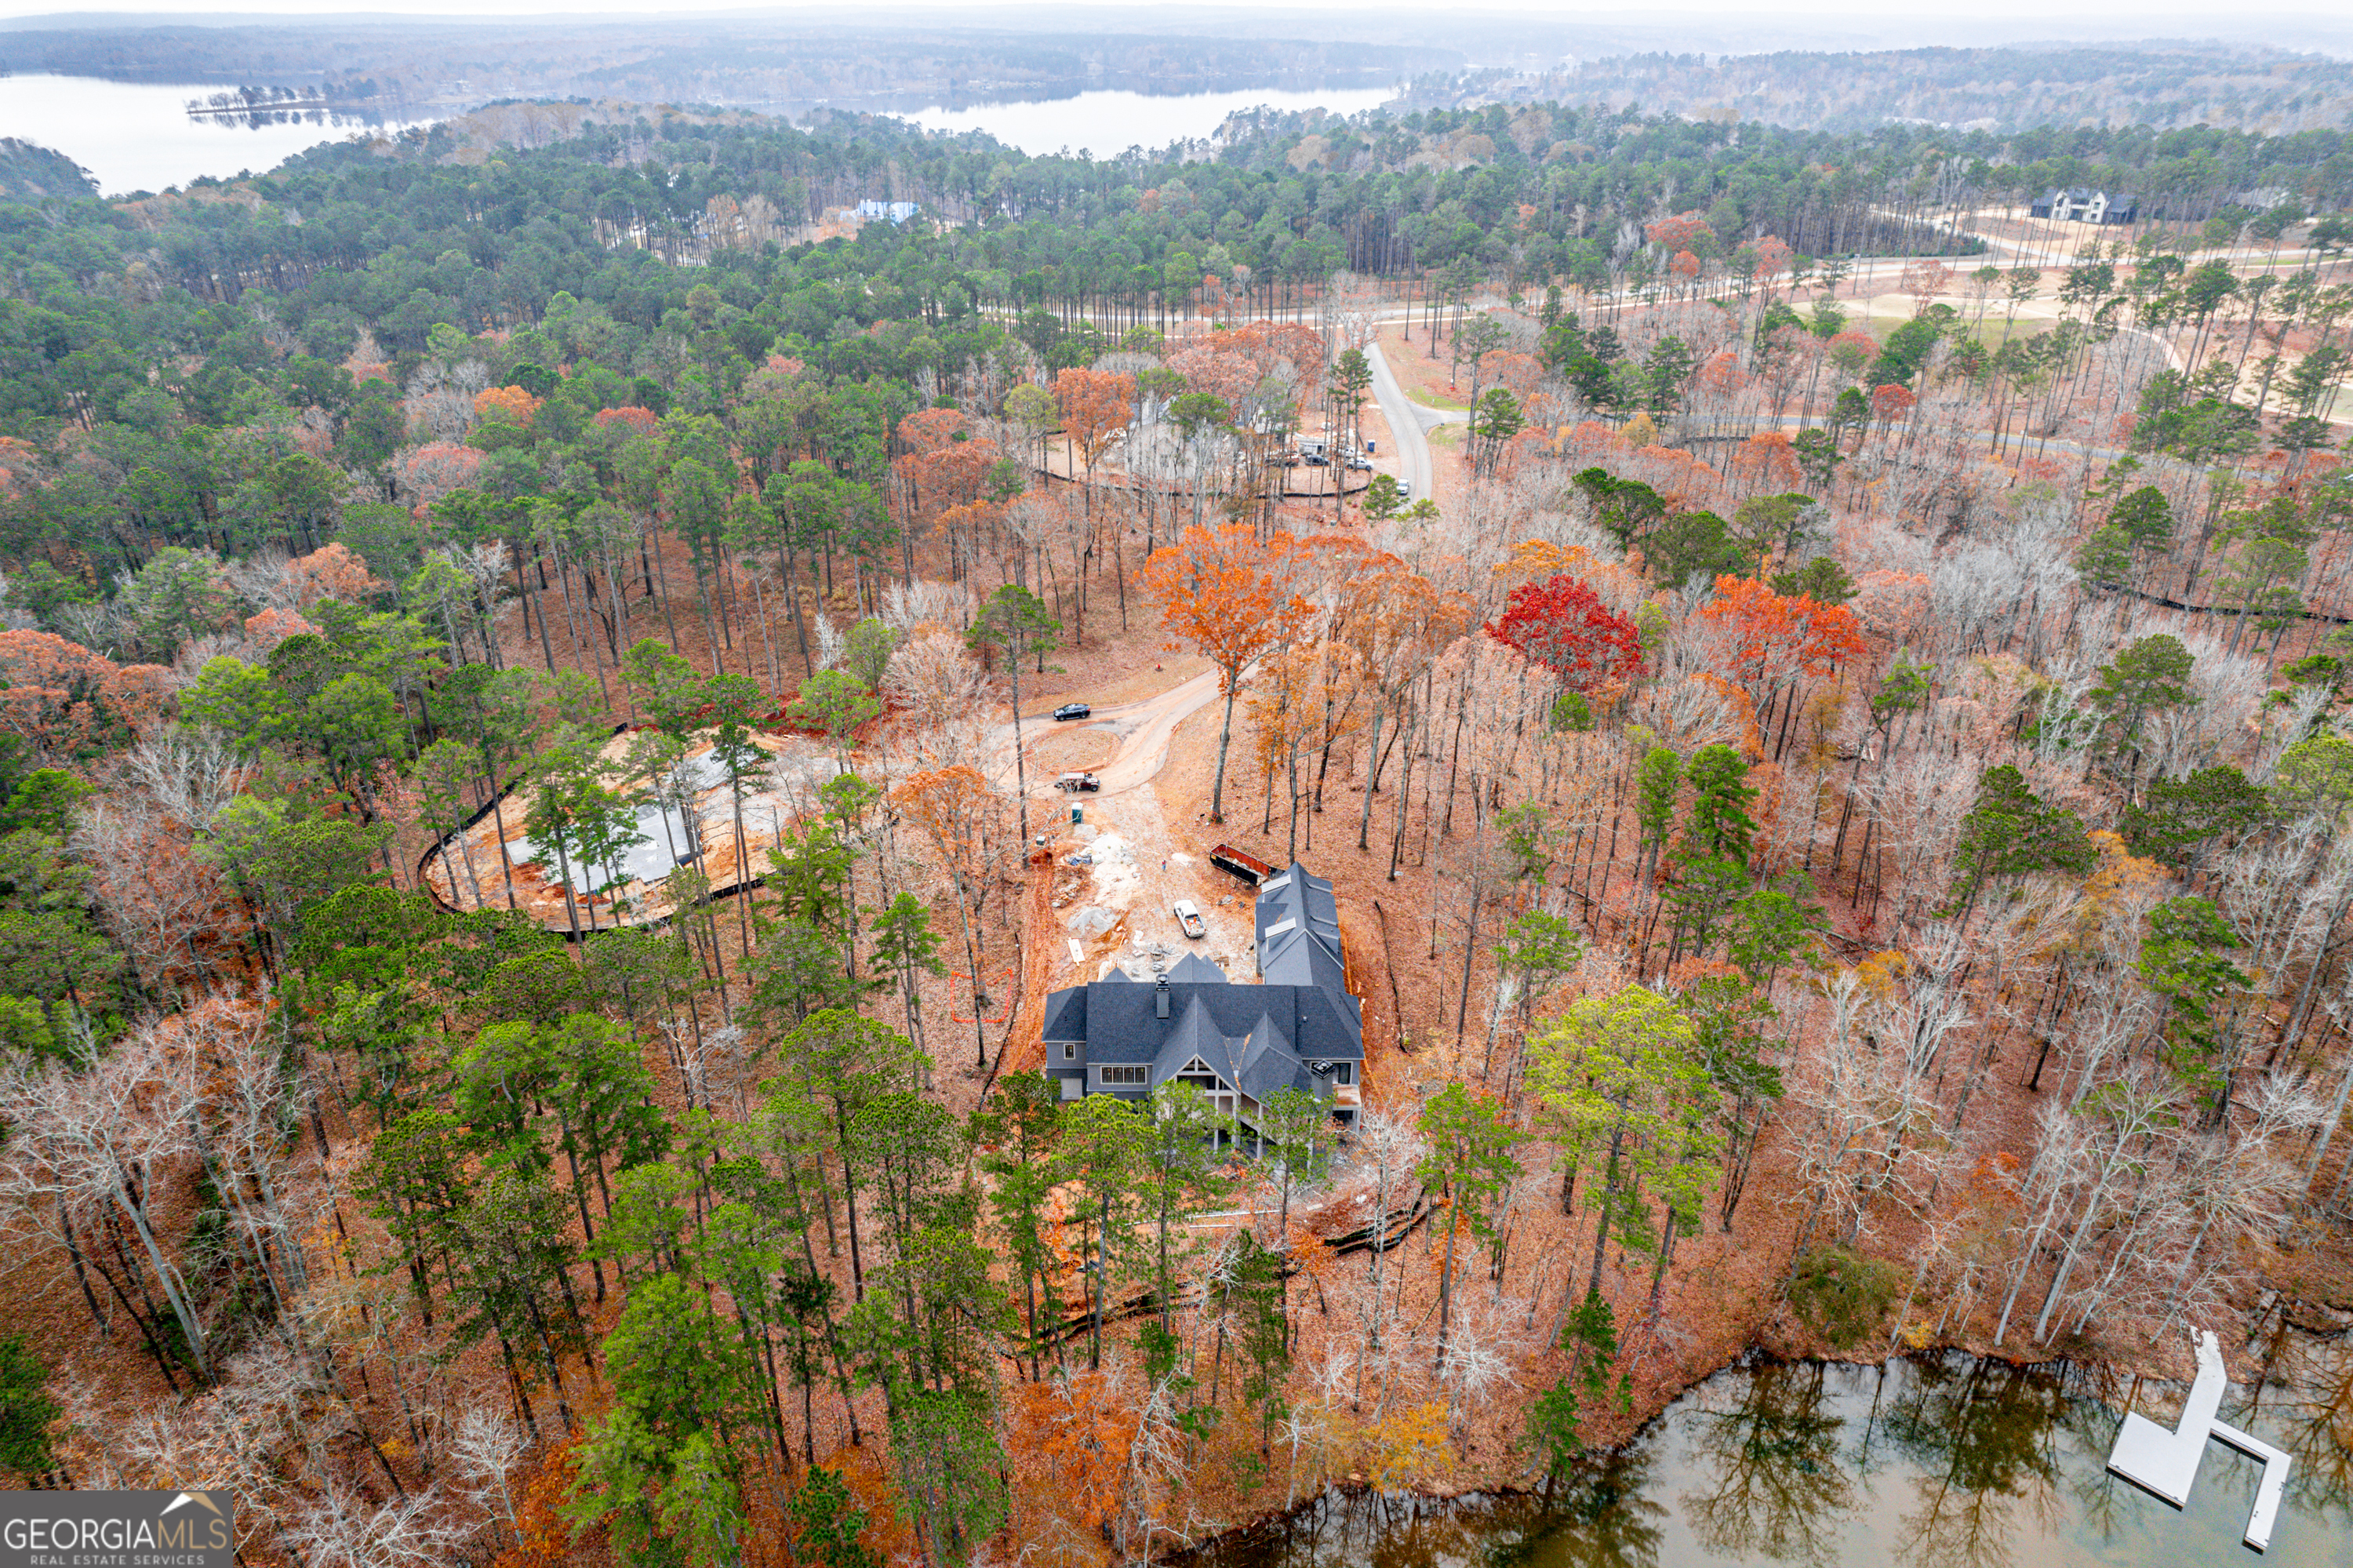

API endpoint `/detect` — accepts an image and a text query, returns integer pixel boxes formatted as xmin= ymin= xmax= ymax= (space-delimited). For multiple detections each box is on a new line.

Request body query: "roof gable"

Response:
xmin=1166 ymin=951 xmax=1229 ymax=984
xmin=1056 ymin=861 xmax=1362 ymax=1090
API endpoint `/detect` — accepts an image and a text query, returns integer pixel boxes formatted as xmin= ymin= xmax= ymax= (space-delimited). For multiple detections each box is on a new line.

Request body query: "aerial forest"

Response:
xmin=0 ymin=92 xmax=2348 ymax=1567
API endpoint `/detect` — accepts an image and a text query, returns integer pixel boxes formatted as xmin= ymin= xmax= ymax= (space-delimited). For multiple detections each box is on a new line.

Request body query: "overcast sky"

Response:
xmin=1 ymin=1 xmax=2346 ymax=56
xmin=0 ymin=1 xmax=2332 ymax=23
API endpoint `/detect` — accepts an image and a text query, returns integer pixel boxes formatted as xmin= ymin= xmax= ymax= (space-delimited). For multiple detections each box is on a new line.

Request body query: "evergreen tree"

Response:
xmin=1415 ymin=1082 xmax=1526 ymax=1371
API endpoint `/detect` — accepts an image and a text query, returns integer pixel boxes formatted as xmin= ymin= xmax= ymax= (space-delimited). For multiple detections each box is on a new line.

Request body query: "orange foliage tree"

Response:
xmin=0 ymin=631 xmax=172 ymax=762
xmin=591 ymin=406 xmax=661 ymax=435
xmin=471 ymin=385 xmax=541 ymax=429
xmin=1203 ymin=321 xmax=1325 ymax=383
xmin=1729 ymin=431 xmax=1803 ymax=495
xmin=1870 ymin=383 xmax=1918 ymax=430
xmin=1051 ymin=369 xmax=1133 ymax=512
xmin=78 ymin=798 xmax=247 ymax=991
xmin=493 ymin=1439 xmax=580 ymax=1568
xmin=907 ymin=438 xmax=1003 ymax=523
xmin=1695 ymin=576 xmax=1869 ymax=717
xmin=1697 ymin=350 xmax=1747 ymax=401
xmin=389 ymin=442 xmax=484 ymax=511
xmin=1168 ymin=344 xmax=1262 ymax=407
xmin=242 ymin=606 xmax=318 ymax=657
xmin=1007 ymin=1370 xmax=1141 ymax=1562
xmin=896 ymin=406 xmax=973 ymax=456
xmin=1850 ymin=569 xmax=1932 ymax=642
xmin=1824 ymin=329 xmax=1878 ymax=384
xmin=1477 ymin=350 xmax=1544 ymax=398
xmin=1747 ymin=234 xmax=1796 ymax=289
xmin=810 ymin=1445 xmax=915 ymax=1567
xmin=1137 ymin=525 xmax=1311 ymax=822
xmin=285 ymin=541 xmax=382 ymax=606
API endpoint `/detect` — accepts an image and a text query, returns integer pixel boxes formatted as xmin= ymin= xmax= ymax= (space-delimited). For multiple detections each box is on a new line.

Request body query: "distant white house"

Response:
xmin=2030 ymin=188 xmax=2137 ymax=226
xmin=853 ymin=199 xmax=920 ymax=224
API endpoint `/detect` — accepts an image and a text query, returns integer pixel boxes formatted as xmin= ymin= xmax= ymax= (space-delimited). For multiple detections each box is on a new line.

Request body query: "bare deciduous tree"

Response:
xmin=449 ymin=1404 xmax=529 ymax=1551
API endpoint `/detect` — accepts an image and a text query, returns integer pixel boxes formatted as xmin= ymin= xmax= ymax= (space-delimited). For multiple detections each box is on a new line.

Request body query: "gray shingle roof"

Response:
xmin=1166 ymin=952 xmax=1227 ymax=984
xmin=1067 ymin=975 xmax=1358 ymax=1068
xmin=1042 ymin=859 xmax=1362 ymax=1106
xmin=1255 ymin=862 xmax=1340 ymax=955
xmin=1261 ymin=926 xmax=1347 ymax=991
xmin=1042 ymin=984 xmax=1087 ymax=1042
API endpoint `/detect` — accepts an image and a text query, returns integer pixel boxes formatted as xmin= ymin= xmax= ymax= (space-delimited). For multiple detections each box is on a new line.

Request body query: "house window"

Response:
xmin=1099 ymin=1064 xmax=1148 ymax=1086
xmin=1331 ymin=1060 xmax=1354 ymax=1086
xmin=1061 ymin=1042 xmax=1077 ymax=1060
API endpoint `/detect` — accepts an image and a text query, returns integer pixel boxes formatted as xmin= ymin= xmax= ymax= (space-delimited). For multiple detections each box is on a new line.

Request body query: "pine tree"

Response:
xmin=973 ymin=1073 xmax=1066 ymax=1376
xmin=1415 ymin=1083 xmax=1526 ymax=1371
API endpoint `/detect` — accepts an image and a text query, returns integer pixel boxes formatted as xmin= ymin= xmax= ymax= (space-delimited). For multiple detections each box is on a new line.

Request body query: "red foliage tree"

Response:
xmin=1645 ymin=212 xmax=1715 ymax=252
xmin=1748 ymin=235 xmax=1796 ymax=287
xmin=1482 ymin=573 xmax=1644 ymax=692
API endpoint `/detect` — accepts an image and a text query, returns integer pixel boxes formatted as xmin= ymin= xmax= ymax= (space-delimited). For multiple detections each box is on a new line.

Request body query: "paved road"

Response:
xmin=1366 ymin=336 xmax=1466 ymax=504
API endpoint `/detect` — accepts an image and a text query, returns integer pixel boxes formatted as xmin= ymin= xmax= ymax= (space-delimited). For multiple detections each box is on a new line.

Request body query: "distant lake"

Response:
xmin=902 ymin=85 xmax=1398 ymax=158
xmin=0 ymin=74 xmax=432 ymax=197
xmin=0 ymin=72 xmax=1395 ymax=198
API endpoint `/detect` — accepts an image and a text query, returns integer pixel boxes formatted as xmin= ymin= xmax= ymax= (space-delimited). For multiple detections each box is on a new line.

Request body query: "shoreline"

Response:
xmin=1153 ymin=1308 xmax=2353 ymax=1565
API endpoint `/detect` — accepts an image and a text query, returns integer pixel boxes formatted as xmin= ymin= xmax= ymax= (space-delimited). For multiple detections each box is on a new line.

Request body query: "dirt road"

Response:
xmin=995 ymin=666 xmax=1229 ymax=802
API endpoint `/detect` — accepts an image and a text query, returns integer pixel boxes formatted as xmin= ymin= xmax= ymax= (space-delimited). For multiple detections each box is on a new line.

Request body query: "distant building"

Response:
xmin=1041 ymin=861 xmax=1362 ymax=1130
xmin=853 ymin=199 xmax=920 ymax=224
xmin=2030 ymin=188 xmax=2137 ymax=225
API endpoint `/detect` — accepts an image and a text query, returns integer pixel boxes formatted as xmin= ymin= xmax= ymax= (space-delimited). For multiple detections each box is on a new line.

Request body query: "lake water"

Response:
xmin=1 ymin=73 xmax=1392 ymax=197
xmin=1190 ymin=1345 xmax=2353 ymax=1567
xmin=0 ymin=74 xmax=431 ymax=197
xmin=901 ymin=85 xmax=1397 ymax=158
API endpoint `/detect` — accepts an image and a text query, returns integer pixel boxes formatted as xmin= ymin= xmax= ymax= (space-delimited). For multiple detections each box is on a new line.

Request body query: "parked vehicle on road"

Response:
xmin=1055 ymin=772 xmax=1100 ymax=791
xmin=1173 ymin=899 xmax=1206 ymax=940
xmin=1053 ymin=702 xmax=1092 ymax=721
